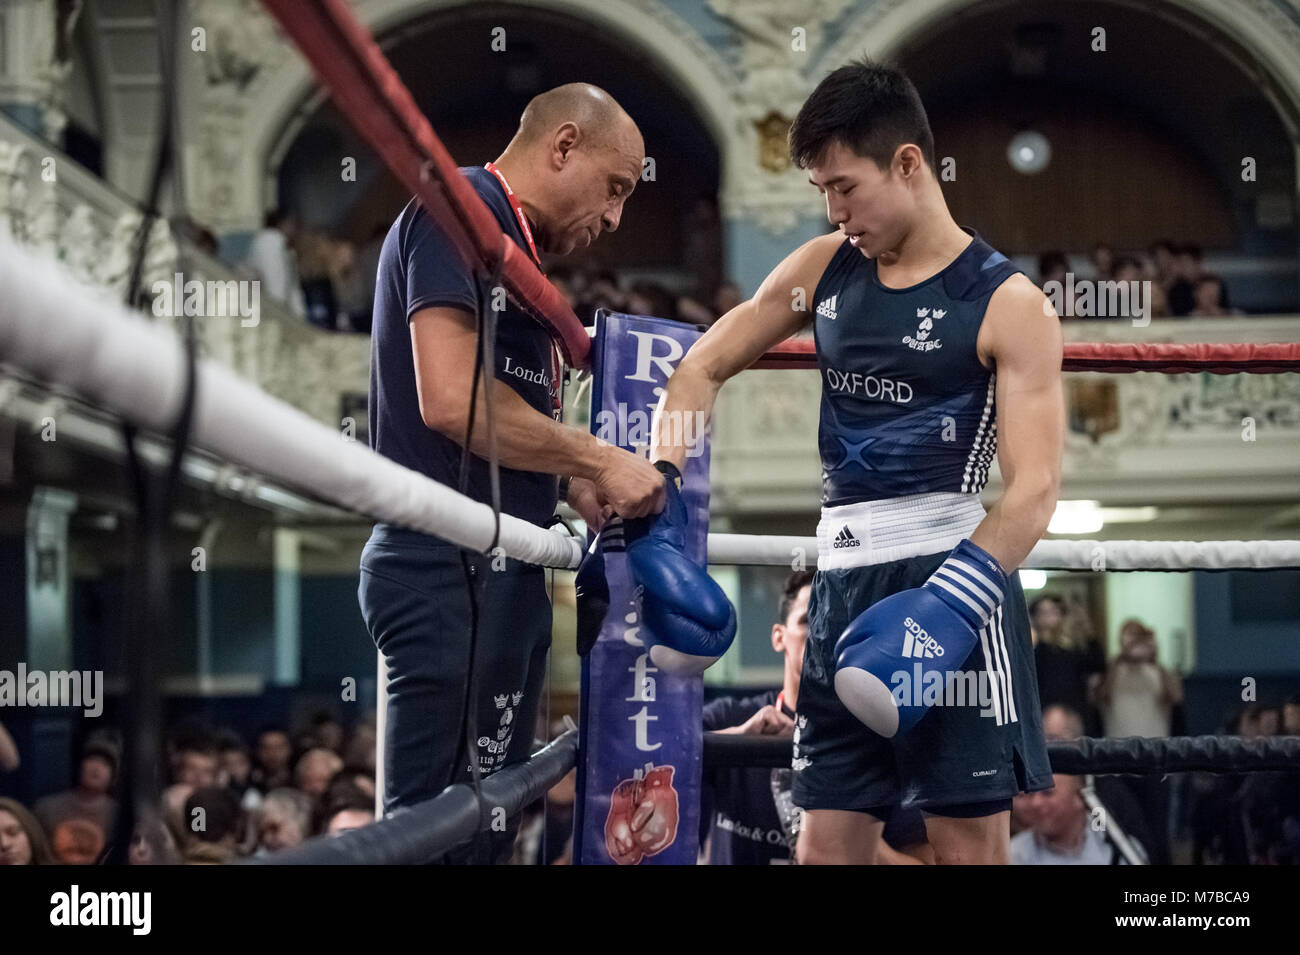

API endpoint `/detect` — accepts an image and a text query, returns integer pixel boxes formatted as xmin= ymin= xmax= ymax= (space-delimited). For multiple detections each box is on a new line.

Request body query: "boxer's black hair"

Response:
xmin=789 ymin=58 xmax=935 ymax=173
xmin=777 ymin=570 xmax=815 ymax=626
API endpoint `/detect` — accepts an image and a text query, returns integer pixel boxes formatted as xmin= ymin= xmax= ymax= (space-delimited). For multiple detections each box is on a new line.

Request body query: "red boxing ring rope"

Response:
xmin=755 ymin=339 xmax=1300 ymax=374
xmin=260 ymin=0 xmax=591 ymax=369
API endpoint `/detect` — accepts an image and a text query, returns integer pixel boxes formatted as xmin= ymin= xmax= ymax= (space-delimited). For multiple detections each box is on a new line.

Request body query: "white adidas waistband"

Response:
xmin=817 ymin=492 xmax=987 ymax=570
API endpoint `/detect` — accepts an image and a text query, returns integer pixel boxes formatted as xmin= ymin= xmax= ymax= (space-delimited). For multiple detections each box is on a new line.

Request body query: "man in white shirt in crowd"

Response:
xmin=1011 ymin=772 xmax=1129 ymax=865
xmin=245 ymin=208 xmax=305 ymax=317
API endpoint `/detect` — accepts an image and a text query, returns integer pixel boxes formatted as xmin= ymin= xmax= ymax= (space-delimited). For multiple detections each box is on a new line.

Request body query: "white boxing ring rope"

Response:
xmin=707 ymin=534 xmax=1300 ymax=570
xmin=0 ymin=236 xmax=583 ymax=570
xmin=5 ymin=236 xmax=1300 ymax=815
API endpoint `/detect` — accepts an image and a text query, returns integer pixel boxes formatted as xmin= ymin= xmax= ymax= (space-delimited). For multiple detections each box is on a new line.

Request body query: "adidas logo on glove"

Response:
xmin=832 ymin=525 xmax=860 ymax=549
xmin=900 ymin=617 xmax=943 ymax=658
xmin=832 ymin=538 xmax=1008 ymax=737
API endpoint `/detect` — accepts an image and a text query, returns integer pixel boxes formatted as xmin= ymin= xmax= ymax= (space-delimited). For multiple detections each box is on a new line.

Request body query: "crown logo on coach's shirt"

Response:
xmin=494 ymin=694 xmax=508 ymax=709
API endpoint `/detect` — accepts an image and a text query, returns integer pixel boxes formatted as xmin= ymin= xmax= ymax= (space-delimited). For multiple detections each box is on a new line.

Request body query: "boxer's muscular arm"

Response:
xmin=969 ymin=274 xmax=1064 ymax=572
xmin=652 ymin=233 xmax=843 ymax=471
xmin=412 ymin=306 xmax=661 ymax=515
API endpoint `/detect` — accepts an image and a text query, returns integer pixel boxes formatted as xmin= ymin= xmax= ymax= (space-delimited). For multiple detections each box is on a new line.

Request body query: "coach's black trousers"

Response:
xmin=359 ymin=524 xmax=551 ymax=863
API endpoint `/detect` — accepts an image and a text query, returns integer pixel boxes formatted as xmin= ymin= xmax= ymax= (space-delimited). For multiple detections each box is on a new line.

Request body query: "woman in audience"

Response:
xmin=0 ymin=797 xmax=55 ymax=865
xmin=1030 ymin=595 xmax=1106 ymax=732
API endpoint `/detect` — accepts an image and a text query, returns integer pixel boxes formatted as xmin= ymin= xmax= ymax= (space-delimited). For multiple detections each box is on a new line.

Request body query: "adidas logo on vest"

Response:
xmin=832 ymin=525 xmax=860 ymax=549
xmin=816 ymin=295 xmax=838 ymax=321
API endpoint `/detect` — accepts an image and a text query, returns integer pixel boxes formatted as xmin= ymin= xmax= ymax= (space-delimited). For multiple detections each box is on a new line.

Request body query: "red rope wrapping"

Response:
xmin=753 ymin=339 xmax=1300 ymax=374
xmin=260 ymin=0 xmax=590 ymax=368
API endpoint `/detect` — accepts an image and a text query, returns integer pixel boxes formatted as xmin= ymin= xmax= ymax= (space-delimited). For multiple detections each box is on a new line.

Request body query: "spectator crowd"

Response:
xmin=218 ymin=203 xmax=743 ymax=334
xmin=1037 ymin=240 xmax=1245 ymax=319
xmin=1024 ymin=592 xmax=1300 ymax=865
xmin=0 ymin=712 xmax=376 ymax=865
xmin=3 ymin=598 xmax=1298 ymax=866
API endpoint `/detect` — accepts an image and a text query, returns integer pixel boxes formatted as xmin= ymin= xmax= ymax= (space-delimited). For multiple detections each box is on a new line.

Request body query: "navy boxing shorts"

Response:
xmin=792 ymin=495 xmax=1052 ymax=816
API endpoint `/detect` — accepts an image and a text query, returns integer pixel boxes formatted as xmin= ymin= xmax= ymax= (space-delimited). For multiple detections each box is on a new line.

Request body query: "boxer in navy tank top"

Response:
xmin=651 ymin=60 xmax=1064 ymax=864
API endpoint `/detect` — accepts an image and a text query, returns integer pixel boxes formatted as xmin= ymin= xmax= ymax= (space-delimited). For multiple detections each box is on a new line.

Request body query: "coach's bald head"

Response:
xmin=494 ymin=83 xmax=643 ymax=256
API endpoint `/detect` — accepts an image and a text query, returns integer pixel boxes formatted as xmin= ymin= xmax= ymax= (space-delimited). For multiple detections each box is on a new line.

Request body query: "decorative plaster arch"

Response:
xmin=213 ymin=0 xmax=741 ymax=230
xmin=818 ymin=0 xmax=1300 ymax=139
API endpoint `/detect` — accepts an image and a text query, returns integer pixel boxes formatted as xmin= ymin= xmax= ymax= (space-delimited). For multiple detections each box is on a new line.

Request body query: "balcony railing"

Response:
xmin=0 ymin=118 xmax=371 ymax=432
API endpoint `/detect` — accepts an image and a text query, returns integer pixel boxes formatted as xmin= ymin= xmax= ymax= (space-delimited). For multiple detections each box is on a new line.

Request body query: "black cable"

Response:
xmin=106 ymin=0 xmax=191 ymax=865
xmin=445 ymin=249 xmax=509 ymax=860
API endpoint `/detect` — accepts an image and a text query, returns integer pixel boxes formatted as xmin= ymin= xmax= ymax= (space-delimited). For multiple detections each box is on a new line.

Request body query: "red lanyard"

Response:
xmin=484 ymin=161 xmax=539 ymax=265
xmin=483 ymin=161 xmax=564 ymax=414
xmin=776 ymin=692 xmax=794 ymax=719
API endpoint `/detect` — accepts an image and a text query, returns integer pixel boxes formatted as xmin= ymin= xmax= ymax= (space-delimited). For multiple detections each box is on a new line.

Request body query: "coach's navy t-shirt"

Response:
xmin=368 ymin=167 xmax=561 ymax=528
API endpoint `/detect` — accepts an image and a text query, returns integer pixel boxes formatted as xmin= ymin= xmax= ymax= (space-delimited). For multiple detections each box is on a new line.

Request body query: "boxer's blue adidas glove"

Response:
xmin=833 ymin=538 xmax=1007 ymax=737
xmin=622 ymin=461 xmax=736 ymax=675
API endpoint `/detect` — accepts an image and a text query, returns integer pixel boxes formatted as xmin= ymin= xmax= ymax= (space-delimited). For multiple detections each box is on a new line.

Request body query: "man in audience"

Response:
xmin=1018 ymin=705 xmax=1152 ymax=864
xmin=244 ymin=207 xmax=305 ymax=316
xmin=251 ymin=726 xmax=294 ymax=793
xmin=181 ymin=786 xmax=243 ymax=864
xmin=1166 ymin=243 xmax=1203 ymax=316
xmin=327 ymin=805 xmax=374 ymax=835
xmin=701 ymin=570 xmax=811 ymax=864
xmin=1147 ymin=240 xmax=1176 ymax=287
xmin=1191 ymin=274 xmax=1240 ymax=316
xmin=33 ymin=739 xmax=119 ymax=863
xmin=295 ymin=748 xmax=344 ymax=800
xmin=1012 ymin=772 xmax=1140 ymax=864
xmin=1096 ymin=620 xmax=1182 ymax=863
xmin=174 ymin=737 xmax=220 ymax=789
xmin=320 ymin=774 xmax=376 ymax=836
xmin=1097 ymin=619 xmax=1183 ymax=740
xmin=256 ymin=788 xmax=314 ymax=854
xmin=217 ymin=731 xmax=261 ymax=812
